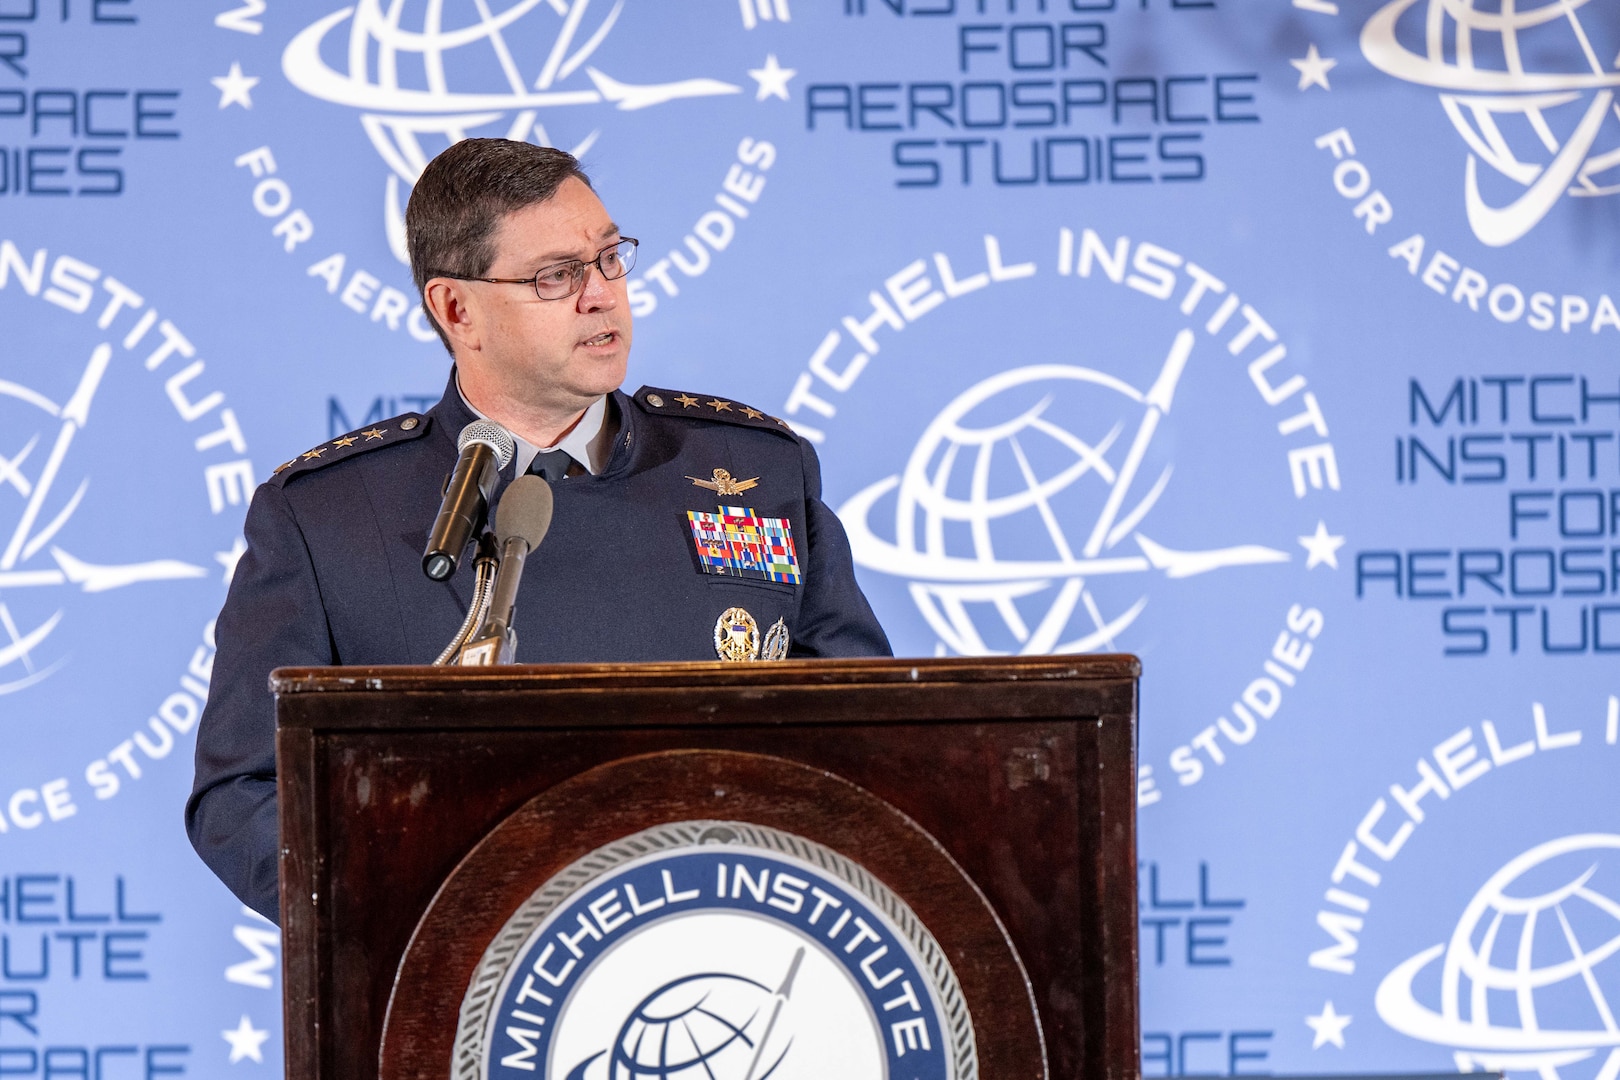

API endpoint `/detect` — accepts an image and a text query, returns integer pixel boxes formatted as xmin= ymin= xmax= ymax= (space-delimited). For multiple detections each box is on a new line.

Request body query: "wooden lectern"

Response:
xmin=273 ymin=656 xmax=1140 ymax=1080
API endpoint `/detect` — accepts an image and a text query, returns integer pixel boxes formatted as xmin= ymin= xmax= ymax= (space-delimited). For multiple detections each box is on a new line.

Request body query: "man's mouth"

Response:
xmin=581 ymin=331 xmax=615 ymax=347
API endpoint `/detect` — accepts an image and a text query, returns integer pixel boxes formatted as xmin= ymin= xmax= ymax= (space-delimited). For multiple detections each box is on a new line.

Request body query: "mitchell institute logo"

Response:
xmin=1 ymin=344 xmax=208 ymax=695
xmin=457 ymin=821 xmax=972 ymax=1080
xmin=564 ymin=952 xmax=805 ymax=1080
xmin=1362 ymin=0 xmax=1620 ymax=246
xmin=838 ymin=331 xmax=1291 ymax=656
xmin=1296 ymin=0 xmax=1619 ymax=247
xmin=1376 ymin=834 xmax=1620 ymax=1080
xmin=280 ymin=0 xmax=742 ymax=262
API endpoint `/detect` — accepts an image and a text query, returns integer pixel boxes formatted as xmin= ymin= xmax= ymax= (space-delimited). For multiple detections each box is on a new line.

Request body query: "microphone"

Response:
xmin=456 ymin=474 xmax=554 ymax=666
xmin=422 ymin=420 xmax=515 ymax=581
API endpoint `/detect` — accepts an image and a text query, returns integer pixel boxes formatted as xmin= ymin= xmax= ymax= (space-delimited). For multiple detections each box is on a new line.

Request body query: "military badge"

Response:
xmin=714 ymin=607 xmax=760 ymax=662
xmin=687 ymin=506 xmax=801 ymax=584
xmin=762 ymin=617 xmax=790 ymax=661
xmin=687 ymin=468 xmax=759 ymax=496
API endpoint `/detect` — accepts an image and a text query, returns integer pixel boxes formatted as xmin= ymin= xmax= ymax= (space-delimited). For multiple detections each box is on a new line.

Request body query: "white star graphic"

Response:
xmin=215 ymin=537 xmax=249 ymax=586
xmin=748 ymin=54 xmax=796 ymax=102
xmin=1305 ymin=1000 xmax=1351 ymax=1049
xmin=211 ymin=63 xmax=260 ymax=110
xmin=222 ymin=1014 xmax=270 ymax=1064
xmin=1291 ymin=44 xmax=1337 ymax=92
xmin=1298 ymin=521 xmax=1346 ymax=570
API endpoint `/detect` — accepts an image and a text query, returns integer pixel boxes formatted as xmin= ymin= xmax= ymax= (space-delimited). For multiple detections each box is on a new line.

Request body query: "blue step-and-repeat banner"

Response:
xmin=2 ymin=0 xmax=1617 ymax=1076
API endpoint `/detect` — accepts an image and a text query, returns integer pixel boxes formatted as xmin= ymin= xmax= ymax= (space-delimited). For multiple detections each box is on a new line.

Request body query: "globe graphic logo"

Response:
xmin=1 ymin=347 xmax=204 ymax=695
xmin=1377 ymin=834 xmax=1620 ymax=1080
xmin=602 ymin=972 xmax=791 ymax=1080
xmin=558 ymin=947 xmax=804 ymax=1080
xmin=1361 ymin=0 xmax=1620 ymax=245
xmin=282 ymin=0 xmax=740 ymax=260
xmin=838 ymin=332 xmax=1287 ymax=656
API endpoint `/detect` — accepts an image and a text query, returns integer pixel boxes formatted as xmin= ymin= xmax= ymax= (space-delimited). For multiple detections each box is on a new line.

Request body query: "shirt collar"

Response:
xmin=455 ymin=375 xmax=612 ymax=476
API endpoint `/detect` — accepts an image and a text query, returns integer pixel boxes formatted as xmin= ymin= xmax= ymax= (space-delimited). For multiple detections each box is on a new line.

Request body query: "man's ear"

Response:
xmin=424 ymin=278 xmax=482 ymax=355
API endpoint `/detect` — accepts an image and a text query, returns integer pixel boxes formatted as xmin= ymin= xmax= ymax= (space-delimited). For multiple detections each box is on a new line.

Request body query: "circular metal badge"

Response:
xmin=714 ymin=607 xmax=760 ymax=662
xmin=454 ymin=820 xmax=976 ymax=1080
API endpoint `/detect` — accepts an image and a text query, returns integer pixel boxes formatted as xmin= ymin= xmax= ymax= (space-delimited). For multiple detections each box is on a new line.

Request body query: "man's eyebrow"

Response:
xmin=533 ymin=224 xmax=622 ymax=265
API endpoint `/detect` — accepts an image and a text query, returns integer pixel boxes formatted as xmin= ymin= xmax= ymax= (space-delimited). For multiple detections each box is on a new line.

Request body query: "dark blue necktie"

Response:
xmin=528 ymin=449 xmax=579 ymax=482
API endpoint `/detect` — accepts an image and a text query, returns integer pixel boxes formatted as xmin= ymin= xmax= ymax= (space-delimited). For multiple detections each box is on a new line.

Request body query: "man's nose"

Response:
xmin=576 ymin=263 xmax=617 ymax=312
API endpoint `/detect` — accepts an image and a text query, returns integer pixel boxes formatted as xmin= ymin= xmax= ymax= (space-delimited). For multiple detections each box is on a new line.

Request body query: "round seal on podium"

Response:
xmin=460 ymin=820 xmax=971 ymax=1080
xmin=378 ymin=749 xmax=1045 ymax=1080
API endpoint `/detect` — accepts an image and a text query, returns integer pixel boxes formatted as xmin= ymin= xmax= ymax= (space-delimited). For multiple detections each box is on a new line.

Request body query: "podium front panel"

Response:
xmin=273 ymin=656 xmax=1139 ymax=1080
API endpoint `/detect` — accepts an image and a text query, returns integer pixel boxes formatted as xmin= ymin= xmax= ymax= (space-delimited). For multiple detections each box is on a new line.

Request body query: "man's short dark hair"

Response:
xmin=406 ymin=138 xmax=592 ymax=353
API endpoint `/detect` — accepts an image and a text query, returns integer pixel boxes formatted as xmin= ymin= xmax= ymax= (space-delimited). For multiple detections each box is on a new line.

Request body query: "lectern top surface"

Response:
xmin=269 ymin=653 xmax=1141 ymax=696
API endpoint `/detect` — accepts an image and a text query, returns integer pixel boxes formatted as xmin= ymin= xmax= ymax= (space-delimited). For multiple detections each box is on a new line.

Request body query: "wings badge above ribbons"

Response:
xmin=686 ymin=505 xmax=802 ymax=585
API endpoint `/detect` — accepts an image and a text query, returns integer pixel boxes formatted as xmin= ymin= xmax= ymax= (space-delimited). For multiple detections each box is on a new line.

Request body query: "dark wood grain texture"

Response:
xmin=273 ymin=655 xmax=1140 ymax=1080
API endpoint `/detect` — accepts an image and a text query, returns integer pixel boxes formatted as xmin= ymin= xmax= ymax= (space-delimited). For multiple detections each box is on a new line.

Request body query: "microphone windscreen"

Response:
xmin=457 ymin=419 xmax=516 ymax=470
xmin=495 ymin=474 xmax=554 ymax=548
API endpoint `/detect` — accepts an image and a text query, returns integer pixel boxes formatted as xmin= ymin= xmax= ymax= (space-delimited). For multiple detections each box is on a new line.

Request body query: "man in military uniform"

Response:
xmin=186 ymin=139 xmax=890 ymax=924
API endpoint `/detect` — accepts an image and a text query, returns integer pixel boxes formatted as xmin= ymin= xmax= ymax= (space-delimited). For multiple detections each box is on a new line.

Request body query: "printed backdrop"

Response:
xmin=2 ymin=0 xmax=1618 ymax=1076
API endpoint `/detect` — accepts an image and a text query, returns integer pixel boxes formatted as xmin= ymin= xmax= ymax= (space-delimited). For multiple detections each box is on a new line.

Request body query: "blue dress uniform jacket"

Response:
xmin=185 ymin=372 xmax=891 ymax=923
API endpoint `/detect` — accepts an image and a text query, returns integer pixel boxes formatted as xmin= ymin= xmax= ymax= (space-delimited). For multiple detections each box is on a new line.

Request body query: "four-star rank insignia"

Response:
xmin=687 ymin=505 xmax=801 ymax=584
xmin=269 ymin=414 xmax=430 ymax=486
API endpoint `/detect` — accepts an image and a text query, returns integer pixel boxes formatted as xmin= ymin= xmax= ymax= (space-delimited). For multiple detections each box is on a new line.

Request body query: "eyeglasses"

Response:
xmin=432 ymin=237 xmax=639 ymax=301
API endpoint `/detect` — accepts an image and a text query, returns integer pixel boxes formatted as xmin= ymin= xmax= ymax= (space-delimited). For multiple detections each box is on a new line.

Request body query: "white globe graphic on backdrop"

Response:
xmin=283 ymin=0 xmax=740 ymax=260
xmin=1 ymin=348 xmax=204 ymax=696
xmin=1362 ymin=0 xmax=1620 ymax=245
xmin=1377 ymin=834 xmax=1620 ymax=1080
xmin=839 ymin=332 xmax=1289 ymax=657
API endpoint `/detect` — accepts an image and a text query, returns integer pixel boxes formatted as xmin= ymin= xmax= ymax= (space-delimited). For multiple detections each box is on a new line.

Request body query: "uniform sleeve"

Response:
xmin=185 ymin=480 xmax=332 ymax=925
xmin=793 ymin=437 xmax=893 ymax=658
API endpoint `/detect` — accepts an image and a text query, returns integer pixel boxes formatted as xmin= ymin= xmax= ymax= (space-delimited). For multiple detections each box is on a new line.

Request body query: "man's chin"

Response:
xmin=577 ymin=353 xmax=629 ymax=397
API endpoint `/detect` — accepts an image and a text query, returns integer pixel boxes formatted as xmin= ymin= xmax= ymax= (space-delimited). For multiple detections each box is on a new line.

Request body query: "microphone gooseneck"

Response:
xmin=431 ymin=532 xmax=500 ymax=665
xmin=455 ymin=474 xmax=554 ymax=666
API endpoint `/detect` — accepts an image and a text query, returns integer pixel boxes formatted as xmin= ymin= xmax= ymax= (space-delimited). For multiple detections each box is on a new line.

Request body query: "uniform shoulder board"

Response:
xmin=632 ymin=386 xmax=797 ymax=438
xmin=267 ymin=413 xmax=432 ymax=486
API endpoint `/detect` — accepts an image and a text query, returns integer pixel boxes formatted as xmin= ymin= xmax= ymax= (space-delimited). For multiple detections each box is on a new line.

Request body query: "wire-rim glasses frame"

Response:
xmin=429 ymin=237 xmax=639 ymax=301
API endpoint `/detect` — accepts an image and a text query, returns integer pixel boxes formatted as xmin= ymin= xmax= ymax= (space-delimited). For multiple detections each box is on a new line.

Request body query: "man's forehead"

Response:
xmin=493 ymin=184 xmax=619 ymax=263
